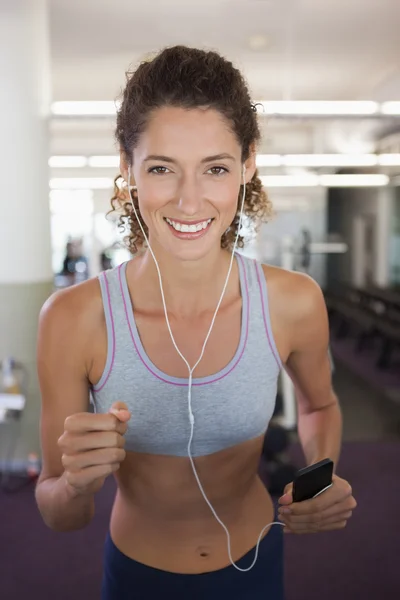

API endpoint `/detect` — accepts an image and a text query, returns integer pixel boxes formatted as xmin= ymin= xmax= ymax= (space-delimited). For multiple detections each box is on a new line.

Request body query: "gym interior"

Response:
xmin=1 ymin=1 xmax=399 ymax=599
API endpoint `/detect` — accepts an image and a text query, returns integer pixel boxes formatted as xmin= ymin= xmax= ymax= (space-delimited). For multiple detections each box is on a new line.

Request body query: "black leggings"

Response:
xmin=101 ymin=520 xmax=285 ymax=599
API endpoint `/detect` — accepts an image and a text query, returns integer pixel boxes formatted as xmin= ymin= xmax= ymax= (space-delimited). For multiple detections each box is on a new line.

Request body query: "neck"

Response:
xmin=139 ymin=243 xmax=236 ymax=317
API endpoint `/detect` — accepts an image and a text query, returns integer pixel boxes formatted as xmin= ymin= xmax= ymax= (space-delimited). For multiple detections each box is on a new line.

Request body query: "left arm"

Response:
xmin=276 ymin=273 xmax=357 ymax=533
xmin=284 ymin=276 xmax=342 ymax=470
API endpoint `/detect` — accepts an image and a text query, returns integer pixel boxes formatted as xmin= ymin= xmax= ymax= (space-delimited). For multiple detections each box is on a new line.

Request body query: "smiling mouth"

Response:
xmin=163 ymin=217 xmax=214 ymax=233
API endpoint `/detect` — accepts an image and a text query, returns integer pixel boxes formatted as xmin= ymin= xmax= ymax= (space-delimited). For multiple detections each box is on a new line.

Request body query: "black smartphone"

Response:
xmin=292 ymin=458 xmax=334 ymax=502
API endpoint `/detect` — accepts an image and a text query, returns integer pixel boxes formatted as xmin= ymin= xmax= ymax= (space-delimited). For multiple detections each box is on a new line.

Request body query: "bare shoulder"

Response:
xmin=260 ymin=264 xmax=328 ymax=355
xmin=39 ymin=277 xmax=104 ymax=347
xmin=261 ymin=264 xmax=325 ymax=320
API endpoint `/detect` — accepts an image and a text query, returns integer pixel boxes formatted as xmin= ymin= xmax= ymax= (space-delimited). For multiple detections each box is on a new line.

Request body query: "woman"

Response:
xmin=36 ymin=46 xmax=356 ymax=599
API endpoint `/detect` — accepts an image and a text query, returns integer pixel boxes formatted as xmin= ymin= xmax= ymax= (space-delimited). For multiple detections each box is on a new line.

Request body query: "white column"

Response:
xmin=0 ymin=0 xmax=52 ymax=468
xmin=352 ymin=216 xmax=366 ymax=288
xmin=0 ymin=0 xmax=52 ymax=284
xmin=374 ymin=187 xmax=393 ymax=287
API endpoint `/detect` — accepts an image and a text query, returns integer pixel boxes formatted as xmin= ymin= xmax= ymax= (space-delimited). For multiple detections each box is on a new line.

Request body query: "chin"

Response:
xmin=164 ymin=237 xmax=220 ymax=262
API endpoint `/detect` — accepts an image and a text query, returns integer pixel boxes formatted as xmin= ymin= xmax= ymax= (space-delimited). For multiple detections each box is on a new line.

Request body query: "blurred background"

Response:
xmin=0 ymin=1 xmax=399 ymax=599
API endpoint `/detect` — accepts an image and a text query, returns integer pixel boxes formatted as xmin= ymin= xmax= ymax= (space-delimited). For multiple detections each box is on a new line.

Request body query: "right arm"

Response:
xmin=35 ymin=286 xmax=130 ymax=532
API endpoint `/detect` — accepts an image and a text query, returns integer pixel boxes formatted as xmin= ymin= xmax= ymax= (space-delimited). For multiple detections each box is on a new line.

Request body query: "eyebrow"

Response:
xmin=143 ymin=153 xmax=236 ymax=164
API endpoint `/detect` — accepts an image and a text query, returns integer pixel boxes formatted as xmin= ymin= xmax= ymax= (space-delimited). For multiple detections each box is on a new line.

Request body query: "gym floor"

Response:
xmin=1 ymin=361 xmax=399 ymax=599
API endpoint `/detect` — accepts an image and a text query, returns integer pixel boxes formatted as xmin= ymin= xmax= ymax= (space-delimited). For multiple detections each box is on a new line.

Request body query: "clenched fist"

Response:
xmin=57 ymin=401 xmax=131 ymax=496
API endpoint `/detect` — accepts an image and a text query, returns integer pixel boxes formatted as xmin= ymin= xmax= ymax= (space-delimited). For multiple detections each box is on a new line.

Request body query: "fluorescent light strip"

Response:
xmin=260 ymin=174 xmax=389 ymax=187
xmin=49 ymin=178 xmax=114 ymax=190
xmin=49 ymin=156 xmax=87 ymax=168
xmin=319 ymin=174 xmax=389 ymax=187
xmin=50 ymin=101 xmax=400 ymax=117
xmin=378 ymin=153 xmax=400 ymax=166
xmin=88 ymin=156 xmax=120 ymax=168
xmin=380 ymin=102 xmax=400 ymax=115
xmin=282 ymin=154 xmax=378 ymax=167
xmin=51 ymin=101 xmax=119 ymax=116
xmin=257 ymin=101 xmax=379 ymax=116
xmin=261 ymin=175 xmax=320 ymax=187
xmin=257 ymin=154 xmax=400 ymax=167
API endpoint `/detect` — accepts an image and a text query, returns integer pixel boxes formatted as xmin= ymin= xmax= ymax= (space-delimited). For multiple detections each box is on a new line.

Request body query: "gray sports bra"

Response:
xmin=91 ymin=253 xmax=282 ymax=457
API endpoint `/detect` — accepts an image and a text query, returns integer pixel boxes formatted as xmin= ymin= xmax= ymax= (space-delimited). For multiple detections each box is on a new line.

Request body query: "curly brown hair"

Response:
xmin=110 ymin=45 xmax=273 ymax=253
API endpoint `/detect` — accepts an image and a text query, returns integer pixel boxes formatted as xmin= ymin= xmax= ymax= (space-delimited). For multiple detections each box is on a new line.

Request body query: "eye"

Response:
xmin=148 ymin=166 xmax=170 ymax=175
xmin=207 ymin=166 xmax=229 ymax=176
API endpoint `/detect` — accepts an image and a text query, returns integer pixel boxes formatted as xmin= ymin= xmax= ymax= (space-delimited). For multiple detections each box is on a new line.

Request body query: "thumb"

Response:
xmin=109 ymin=401 xmax=131 ymax=422
xmin=278 ymin=482 xmax=293 ymax=506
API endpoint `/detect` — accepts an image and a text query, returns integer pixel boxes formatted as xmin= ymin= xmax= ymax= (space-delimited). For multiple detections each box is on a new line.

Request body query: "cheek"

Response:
xmin=136 ymin=187 xmax=170 ymax=222
xmin=215 ymin=186 xmax=240 ymax=222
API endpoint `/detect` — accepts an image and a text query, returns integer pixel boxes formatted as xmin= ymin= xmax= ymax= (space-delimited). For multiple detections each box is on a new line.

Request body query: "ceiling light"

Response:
xmin=319 ymin=174 xmax=389 ymax=187
xmin=256 ymin=155 xmax=282 ymax=167
xmin=88 ymin=156 xmax=120 ymax=168
xmin=256 ymin=101 xmax=379 ymax=116
xmin=377 ymin=153 xmax=400 ymax=166
xmin=260 ymin=175 xmax=319 ymax=187
xmin=49 ymin=178 xmax=114 ymax=190
xmin=282 ymin=154 xmax=378 ymax=167
xmin=51 ymin=101 xmax=119 ymax=116
xmin=261 ymin=174 xmax=389 ymax=187
xmin=248 ymin=34 xmax=270 ymax=51
xmin=380 ymin=102 xmax=400 ymax=115
xmin=49 ymin=156 xmax=87 ymax=168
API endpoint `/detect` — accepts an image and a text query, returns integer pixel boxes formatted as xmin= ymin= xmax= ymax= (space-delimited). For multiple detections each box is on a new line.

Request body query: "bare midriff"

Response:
xmin=109 ymin=434 xmax=276 ymax=574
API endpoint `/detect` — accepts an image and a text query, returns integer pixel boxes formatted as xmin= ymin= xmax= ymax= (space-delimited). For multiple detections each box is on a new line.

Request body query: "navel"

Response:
xmin=196 ymin=546 xmax=211 ymax=559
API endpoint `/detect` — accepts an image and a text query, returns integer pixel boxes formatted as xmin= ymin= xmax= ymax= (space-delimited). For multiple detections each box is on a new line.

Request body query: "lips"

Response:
xmin=165 ymin=217 xmax=212 ymax=233
xmin=163 ymin=217 xmax=214 ymax=240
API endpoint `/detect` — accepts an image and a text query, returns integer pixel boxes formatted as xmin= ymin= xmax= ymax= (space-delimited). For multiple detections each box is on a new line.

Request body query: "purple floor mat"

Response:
xmin=1 ymin=441 xmax=399 ymax=599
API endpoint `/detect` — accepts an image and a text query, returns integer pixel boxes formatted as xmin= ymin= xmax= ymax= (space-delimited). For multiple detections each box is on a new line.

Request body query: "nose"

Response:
xmin=176 ymin=174 xmax=203 ymax=216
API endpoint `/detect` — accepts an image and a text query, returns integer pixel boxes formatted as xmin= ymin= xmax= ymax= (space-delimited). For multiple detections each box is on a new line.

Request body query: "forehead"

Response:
xmin=134 ymin=106 xmax=241 ymax=159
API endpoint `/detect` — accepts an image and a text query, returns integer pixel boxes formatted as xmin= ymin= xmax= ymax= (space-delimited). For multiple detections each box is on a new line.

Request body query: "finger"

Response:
xmin=284 ymin=519 xmax=349 ymax=534
xmin=64 ymin=412 xmax=128 ymax=433
xmin=109 ymin=402 xmax=131 ymax=422
xmin=62 ymin=447 xmax=126 ymax=472
xmin=65 ymin=463 xmax=121 ymax=490
xmin=287 ymin=484 xmax=353 ymax=516
xmin=280 ymin=500 xmax=355 ymax=524
xmin=61 ymin=431 xmax=126 ymax=453
xmin=281 ymin=509 xmax=353 ymax=529
xmin=279 ymin=482 xmax=293 ymax=506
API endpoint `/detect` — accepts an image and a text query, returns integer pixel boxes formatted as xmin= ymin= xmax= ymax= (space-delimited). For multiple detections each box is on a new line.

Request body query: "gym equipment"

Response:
xmin=0 ymin=358 xmax=32 ymax=492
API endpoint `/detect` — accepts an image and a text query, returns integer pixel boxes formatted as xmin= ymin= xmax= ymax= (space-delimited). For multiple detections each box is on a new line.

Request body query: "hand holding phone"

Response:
xmin=279 ymin=458 xmax=356 ymax=534
xmin=292 ymin=458 xmax=334 ymax=503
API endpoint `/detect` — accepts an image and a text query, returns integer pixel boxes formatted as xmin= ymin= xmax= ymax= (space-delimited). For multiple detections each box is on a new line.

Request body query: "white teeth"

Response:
xmin=166 ymin=218 xmax=212 ymax=232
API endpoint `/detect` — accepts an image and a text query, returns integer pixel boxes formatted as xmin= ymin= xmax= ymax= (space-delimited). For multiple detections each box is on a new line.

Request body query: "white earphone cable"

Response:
xmin=126 ymin=165 xmax=284 ymax=572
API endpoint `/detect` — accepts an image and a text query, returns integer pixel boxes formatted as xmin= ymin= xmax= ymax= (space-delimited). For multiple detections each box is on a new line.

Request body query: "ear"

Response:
xmin=119 ymin=151 xmax=135 ymax=186
xmin=244 ymin=144 xmax=257 ymax=183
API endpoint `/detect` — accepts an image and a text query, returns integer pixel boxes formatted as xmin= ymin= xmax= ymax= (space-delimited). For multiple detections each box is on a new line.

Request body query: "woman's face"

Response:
xmin=123 ymin=106 xmax=256 ymax=261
